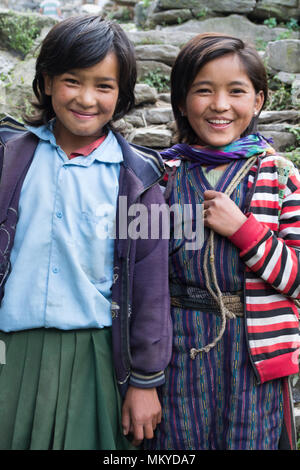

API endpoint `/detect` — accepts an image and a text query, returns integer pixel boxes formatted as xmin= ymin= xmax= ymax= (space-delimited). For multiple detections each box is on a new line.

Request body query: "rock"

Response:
xmin=291 ymin=79 xmax=300 ymax=107
xmin=194 ymin=0 xmax=256 ymax=14
xmin=134 ymin=44 xmax=180 ymax=66
xmin=158 ymin=92 xmax=171 ymax=103
xmin=0 ymin=80 xmax=7 ymax=117
xmin=162 ymin=14 xmax=299 ymax=47
xmin=118 ymin=0 xmax=139 ymax=4
xmin=134 ymin=83 xmax=158 ymax=105
xmin=127 ymin=29 xmax=196 ymax=48
xmin=265 ymin=40 xmax=300 ymax=74
xmin=149 ymin=8 xmax=193 ymax=26
xmin=259 ymin=123 xmax=294 ymax=132
xmin=0 ymin=49 xmax=19 ymax=76
xmin=124 ymin=109 xmax=146 ymax=128
xmin=137 ymin=60 xmax=171 ymax=81
xmin=258 ymin=110 xmax=300 ymax=123
xmin=0 ymin=56 xmax=36 ymax=120
xmin=8 ymin=56 xmax=35 ymax=88
xmin=275 ymin=71 xmax=300 ymax=85
xmin=155 ymin=0 xmax=256 ymax=12
xmin=155 ymin=0 xmax=203 ymax=9
xmin=249 ymin=0 xmax=300 ymax=22
xmin=113 ymin=118 xmax=133 ymax=138
xmin=80 ymin=4 xmax=104 ymax=15
xmin=145 ymin=106 xmax=174 ymax=125
xmin=257 ymin=129 xmax=297 ymax=150
xmin=129 ymin=127 xmax=173 ymax=148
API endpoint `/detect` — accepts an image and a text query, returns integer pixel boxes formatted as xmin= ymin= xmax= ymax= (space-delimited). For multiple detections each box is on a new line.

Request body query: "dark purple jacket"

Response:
xmin=0 ymin=119 xmax=172 ymax=397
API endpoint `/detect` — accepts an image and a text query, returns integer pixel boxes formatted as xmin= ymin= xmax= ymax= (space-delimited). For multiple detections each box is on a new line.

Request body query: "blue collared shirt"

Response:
xmin=0 ymin=124 xmax=123 ymax=331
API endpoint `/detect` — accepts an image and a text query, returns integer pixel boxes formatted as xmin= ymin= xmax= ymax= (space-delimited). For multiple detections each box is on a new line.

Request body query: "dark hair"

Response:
xmin=171 ymin=33 xmax=268 ymax=144
xmin=25 ymin=15 xmax=136 ymax=127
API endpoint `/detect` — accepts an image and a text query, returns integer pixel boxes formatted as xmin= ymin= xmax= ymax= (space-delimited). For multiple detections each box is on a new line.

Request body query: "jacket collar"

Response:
xmin=0 ymin=132 xmax=38 ymax=223
xmin=114 ymin=132 xmax=165 ymax=192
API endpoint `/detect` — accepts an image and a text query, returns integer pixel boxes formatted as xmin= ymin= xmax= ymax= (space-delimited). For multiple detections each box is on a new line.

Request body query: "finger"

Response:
xmin=132 ymin=423 xmax=144 ymax=445
xmin=144 ymin=422 xmax=155 ymax=440
xmin=152 ymin=414 xmax=159 ymax=430
xmin=203 ymin=190 xmax=220 ymax=200
xmin=131 ymin=437 xmax=143 ymax=447
xmin=121 ymin=406 xmax=130 ymax=436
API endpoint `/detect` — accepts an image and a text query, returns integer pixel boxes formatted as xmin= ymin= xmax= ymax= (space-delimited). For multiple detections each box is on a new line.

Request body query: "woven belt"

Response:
xmin=171 ymin=293 xmax=244 ymax=317
xmin=170 ymin=283 xmax=244 ymax=317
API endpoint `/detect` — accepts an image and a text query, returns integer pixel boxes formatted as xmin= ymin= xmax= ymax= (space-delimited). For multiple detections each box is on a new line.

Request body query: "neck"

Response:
xmin=53 ymin=122 xmax=104 ymax=156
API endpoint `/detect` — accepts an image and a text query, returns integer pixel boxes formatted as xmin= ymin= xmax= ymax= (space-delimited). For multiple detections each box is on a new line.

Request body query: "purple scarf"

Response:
xmin=161 ymin=133 xmax=275 ymax=169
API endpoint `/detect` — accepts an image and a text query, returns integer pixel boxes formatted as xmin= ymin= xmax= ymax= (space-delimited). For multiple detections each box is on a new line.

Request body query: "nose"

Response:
xmin=210 ymin=91 xmax=230 ymax=112
xmin=76 ymin=86 xmax=97 ymax=108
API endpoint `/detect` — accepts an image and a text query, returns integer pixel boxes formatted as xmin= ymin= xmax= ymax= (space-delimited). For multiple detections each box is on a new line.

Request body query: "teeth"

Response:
xmin=208 ymin=120 xmax=231 ymax=124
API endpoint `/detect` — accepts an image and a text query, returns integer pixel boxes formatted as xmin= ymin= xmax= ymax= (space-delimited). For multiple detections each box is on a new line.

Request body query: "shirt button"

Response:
xmin=52 ymin=267 xmax=59 ymax=274
xmin=56 ymin=211 xmax=63 ymax=218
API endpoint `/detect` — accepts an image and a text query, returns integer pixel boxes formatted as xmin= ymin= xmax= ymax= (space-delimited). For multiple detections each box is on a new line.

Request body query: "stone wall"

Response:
xmin=0 ymin=1 xmax=299 ymax=160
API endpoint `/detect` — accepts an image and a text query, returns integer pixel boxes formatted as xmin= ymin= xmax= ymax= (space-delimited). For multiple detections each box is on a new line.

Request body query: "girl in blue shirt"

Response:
xmin=0 ymin=15 xmax=171 ymax=450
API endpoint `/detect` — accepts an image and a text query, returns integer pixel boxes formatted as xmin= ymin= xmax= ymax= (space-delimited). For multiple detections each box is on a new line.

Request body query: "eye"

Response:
xmin=230 ymin=88 xmax=246 ymax=94
xmin=97 ymin=82 xmax=116 ymax=91
xmin=97 ymin=83 xmax=111 ymax=89
xmin=64 ymin=77 xmax=79 ymax=85
xmin=197 ymin=88 xmax=212 ymax=94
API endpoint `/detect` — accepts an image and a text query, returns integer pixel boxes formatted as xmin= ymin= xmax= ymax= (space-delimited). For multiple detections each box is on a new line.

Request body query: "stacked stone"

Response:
xmin=0 ymin=2 xmax=299 ymax=153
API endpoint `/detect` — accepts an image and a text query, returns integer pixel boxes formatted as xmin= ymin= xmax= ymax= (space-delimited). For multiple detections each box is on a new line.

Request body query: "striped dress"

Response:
xmin=146 ymin=156 xmax=300 ymax=450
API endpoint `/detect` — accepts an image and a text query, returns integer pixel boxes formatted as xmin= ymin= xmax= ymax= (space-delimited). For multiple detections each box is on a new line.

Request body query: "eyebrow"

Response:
xmin=191 ymin=80 xmax=250 ymax=88
xmin=66 ymin=71 xmax=118 ymax=82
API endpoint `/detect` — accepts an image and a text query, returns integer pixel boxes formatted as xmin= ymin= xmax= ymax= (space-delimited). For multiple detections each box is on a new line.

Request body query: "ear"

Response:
xmin=254 ymin=90 xmax=264 ymax=116
xmin=43 ymin=74 xmax=53 ymax=96
xmin=178 ymin=103 xmax=186 ymax=117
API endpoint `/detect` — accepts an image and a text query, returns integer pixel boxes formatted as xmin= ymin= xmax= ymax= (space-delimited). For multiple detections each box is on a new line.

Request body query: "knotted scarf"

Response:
xmin=161 ymin=133 xmax=275 ymax=169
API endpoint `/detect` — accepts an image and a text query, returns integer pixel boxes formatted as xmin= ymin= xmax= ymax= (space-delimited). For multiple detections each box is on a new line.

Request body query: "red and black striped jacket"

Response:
xmin=230 ymin=153 xmax=300 ymax=384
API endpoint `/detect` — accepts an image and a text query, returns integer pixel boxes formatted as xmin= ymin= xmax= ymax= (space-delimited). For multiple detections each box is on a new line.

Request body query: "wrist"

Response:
xmin=229 ymin=213 xmax=268 ymax=253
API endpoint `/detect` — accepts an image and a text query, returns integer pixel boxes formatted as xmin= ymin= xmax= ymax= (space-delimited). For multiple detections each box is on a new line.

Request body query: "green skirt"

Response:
xmin=0 ymin=327 xmax=133 ymax=450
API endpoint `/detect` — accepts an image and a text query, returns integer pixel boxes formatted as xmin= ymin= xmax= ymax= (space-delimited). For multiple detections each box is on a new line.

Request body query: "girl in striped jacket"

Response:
xmin=147 ymin=33 xmax=300 ymax=450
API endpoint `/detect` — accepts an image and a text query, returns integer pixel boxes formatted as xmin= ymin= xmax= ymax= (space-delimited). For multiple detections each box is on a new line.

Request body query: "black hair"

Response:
xmin=25 ymin=15 xmax=136 ymax=127
xmin=171 ymin=33 xmax=268 ymax=144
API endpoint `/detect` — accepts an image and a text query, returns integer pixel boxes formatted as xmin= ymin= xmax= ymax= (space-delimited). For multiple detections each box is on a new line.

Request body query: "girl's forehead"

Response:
xmin=193 ymin=54 xmax=250 ymax=82
xmin=62 ymin=53 xmax=120 ymax=79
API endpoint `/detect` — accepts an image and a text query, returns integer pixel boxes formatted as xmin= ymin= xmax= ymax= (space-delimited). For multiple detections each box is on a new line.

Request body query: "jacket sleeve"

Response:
xmin=129 ymin=183 xmax=172 ymax=389
xmin=229 ymin=163 xmax=300 ymax=299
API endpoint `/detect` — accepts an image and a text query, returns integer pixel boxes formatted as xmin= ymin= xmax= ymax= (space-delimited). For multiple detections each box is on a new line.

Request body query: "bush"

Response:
xmin=0 ymin=11 xmax=54 ymax=57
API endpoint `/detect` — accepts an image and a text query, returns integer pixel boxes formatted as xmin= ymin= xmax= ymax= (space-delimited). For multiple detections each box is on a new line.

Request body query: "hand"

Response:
xmin=203 ymin=190 xmax=247 ymax=237
xmin=122 ymin=386 xmax=162 ymax=446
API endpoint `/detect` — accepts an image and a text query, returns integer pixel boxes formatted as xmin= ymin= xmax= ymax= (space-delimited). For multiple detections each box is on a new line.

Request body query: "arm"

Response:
xmin=204 ymin=165 xmax=300 ymax=299
xmin=122 ymin=184 xmax=172 ymax=444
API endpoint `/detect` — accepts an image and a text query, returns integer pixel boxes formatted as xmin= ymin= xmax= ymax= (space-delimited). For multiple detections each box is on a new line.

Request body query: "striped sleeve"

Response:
xmin=230 ymin=161 xmax=300 ymax=300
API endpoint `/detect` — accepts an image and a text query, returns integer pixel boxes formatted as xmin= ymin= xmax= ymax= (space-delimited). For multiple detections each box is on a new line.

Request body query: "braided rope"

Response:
xmin=190 ymin=156 xmax=257 ymax=359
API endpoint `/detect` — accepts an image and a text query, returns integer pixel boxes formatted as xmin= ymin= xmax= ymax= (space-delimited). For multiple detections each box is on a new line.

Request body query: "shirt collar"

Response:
xmin=26 ymin=121 xmax=123 ymax=164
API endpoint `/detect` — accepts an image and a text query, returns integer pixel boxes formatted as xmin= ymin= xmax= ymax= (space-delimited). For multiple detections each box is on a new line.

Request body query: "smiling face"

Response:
xmin=181 ymin=53 xmax=264 ymax=147
xmin=44 ymin=52 xmax=120 ymax=153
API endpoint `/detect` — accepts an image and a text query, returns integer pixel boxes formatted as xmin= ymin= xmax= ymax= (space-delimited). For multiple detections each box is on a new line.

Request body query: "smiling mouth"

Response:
xmin=71 ymin=110 xmax=98 ymax=119
xmin=207 ymin=119 xmax=232 ymax=126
